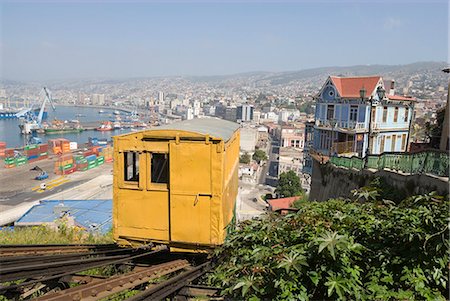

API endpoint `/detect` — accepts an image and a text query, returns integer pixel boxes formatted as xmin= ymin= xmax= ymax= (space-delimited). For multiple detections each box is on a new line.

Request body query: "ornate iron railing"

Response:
xmin=330 ymin=150 xmax=449 ymax=177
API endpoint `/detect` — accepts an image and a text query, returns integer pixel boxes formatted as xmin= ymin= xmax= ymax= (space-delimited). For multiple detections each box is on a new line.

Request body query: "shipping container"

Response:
xmin=69 ymin=142 xmax=78 ymax=150
xmin=85 ymin=154 xmax=97 ymax=162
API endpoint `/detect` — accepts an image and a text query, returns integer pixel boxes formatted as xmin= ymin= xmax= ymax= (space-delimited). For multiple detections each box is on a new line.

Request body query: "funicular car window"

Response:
xmin=124 ymin=152 xmax=139 ymax=182
xmin=151 ymin=153 xmax=168 ymax=184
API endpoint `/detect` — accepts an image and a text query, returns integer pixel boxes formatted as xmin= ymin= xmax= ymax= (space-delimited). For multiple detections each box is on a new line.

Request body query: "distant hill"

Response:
xmin=1 ymin=61 xmax=447 ymax=88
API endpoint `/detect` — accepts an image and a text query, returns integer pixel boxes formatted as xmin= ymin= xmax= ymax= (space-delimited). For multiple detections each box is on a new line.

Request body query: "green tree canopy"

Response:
xmin=275 ymin=170 xmax=302 ymax=198
xmin=252 ymin=149 xmax=268 ymax=163
xmin=239 ymin=152 xmax=251 ymax=164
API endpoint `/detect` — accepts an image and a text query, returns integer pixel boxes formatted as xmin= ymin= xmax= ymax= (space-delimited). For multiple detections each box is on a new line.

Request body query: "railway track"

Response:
xmin=0 ymin=244 xmax=218 ymax=301
xmin=0 ymin=244 xmax=117 ymax=257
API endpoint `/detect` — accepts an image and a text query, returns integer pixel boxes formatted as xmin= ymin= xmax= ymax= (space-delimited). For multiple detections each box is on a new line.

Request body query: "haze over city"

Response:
xmin=1 ymin=0 xmax=448 ymax=81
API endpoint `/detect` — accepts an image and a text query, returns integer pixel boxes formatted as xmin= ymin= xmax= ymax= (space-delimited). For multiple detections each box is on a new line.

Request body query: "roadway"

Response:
xmin=259 ymin=136 xmax=279 ymax=187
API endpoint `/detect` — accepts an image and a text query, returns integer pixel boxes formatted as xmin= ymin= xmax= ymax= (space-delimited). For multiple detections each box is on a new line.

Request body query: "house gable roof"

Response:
xmin=329 ymin=76 xmax=382 ymax=99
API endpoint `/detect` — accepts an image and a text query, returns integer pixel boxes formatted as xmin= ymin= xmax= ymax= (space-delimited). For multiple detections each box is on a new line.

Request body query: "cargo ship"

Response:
xmin=43 ymin=119 xmax=84 ymax=135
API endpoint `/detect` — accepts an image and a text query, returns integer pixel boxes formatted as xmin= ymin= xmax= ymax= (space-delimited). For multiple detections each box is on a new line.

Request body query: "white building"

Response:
xmin=185 ymin=108 xmax=194 ymax=120
xmin=240 ymin=127 xmax=257 ymax=153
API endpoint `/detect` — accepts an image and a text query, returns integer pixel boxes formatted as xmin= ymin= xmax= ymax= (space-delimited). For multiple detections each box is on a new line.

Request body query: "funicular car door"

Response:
xmin=169 ymin=139 xmax=212 ymax=245
xmin=116 ymin=140 xmax=170 ymax=243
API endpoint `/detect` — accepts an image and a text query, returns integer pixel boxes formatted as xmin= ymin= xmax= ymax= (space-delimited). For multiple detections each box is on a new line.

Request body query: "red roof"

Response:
xmin=387 ymin=94 xmax=415 ymax=101
xmin=330 ymin=76 xmax=381 ymax=98
xmin=267 ymin=196 xmax=300 ymax=211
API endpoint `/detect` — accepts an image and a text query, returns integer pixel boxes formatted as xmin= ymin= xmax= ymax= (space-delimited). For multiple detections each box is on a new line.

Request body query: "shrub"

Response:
xmin=208 ymin=190 xmax=449 ymax=300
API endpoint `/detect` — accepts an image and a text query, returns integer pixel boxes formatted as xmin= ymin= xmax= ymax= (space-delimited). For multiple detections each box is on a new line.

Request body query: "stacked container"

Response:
xmin=96 ymin=155 xmax=105 ymax=166
xmin=3 ymin=149 xmax=15 ymax=168
xmin=74 ymin=155 xmax=88 ymax=171
xmin=39 ymin=144 xmax=49 ymax=160
xmin=0 ymin=142 xmax=6 ymax=159
xmin=4 ymin=157 xmax=15 ymax=168
xmin=24 ymin=144 xmax=40 ymax=163
xmin=48 ymin=139 xmax=61 ymax=155
xmin=100 ymin=146 xmax=113 ymax=163
xmin=15 ymin=156 xmax=28 ymax=166
xmin=54 ymin=154 xmax=75 ymax=175
xmin=48 ymin=139 xmax=71 ymax=155
xmin=60 ymin=139 xmax=71 ymax=154
xmin=86 ymin=154 xmax=98 ymax=170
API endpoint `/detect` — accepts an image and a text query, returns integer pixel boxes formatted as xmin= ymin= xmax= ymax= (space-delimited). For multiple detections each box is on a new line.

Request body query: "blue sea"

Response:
xmin=0 ymin=106 xmax=133 ymax=148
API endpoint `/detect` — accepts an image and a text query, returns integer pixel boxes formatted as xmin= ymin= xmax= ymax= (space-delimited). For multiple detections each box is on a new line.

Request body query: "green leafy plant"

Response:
xmin=207 ymin=188 xmax=449 ymax=300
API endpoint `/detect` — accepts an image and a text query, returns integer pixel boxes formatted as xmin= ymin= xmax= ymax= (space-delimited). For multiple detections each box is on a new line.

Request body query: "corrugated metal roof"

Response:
xmin=15 ymin=200 xmax=112 ymax=234
xmin=155 ymin=118 xmax=240 ymax=141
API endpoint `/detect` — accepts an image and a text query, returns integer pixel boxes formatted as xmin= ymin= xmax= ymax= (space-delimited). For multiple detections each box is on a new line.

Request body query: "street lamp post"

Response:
xmin=359 ymin=87 xmax=367 ymax=158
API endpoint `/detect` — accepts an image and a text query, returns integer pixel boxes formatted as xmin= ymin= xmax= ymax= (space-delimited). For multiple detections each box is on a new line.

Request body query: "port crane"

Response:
xmin=19 ymin=87 xmax=56 ymax=134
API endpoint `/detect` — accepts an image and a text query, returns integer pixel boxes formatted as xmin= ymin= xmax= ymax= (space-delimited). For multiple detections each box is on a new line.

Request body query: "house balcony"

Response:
xmin=371 ymin=122 xmax=410 ymax=132
xmin=331 ymin=141 xmax=357 ymax=155
xmin=315 ymin=119 xmax=366 ymax=133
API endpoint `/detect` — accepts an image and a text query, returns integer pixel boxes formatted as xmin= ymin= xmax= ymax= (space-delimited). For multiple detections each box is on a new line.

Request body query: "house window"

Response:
xmin=124 ymin=152 xmax=139 ymax=182
xmin=401 ymin=134 xmax=407 ymax=150
xmin=404 ymin=108 xmax=409 ymax=122
xmin=327 ymin=105 xmax=334 ymax=120
xmin=380 ymin=136 xmax=385 ymax=153
xmin=391 ymin=135 xmax=397 ymax=151
xmin=349 ymin=105 xmax=358 ymax=122
xmin=151 ymin=153 xmax=169 ymax=184
xmin=382 ymin=106 xmax=388 ymax=123
xmin=371 ymin=107 xmax=376 ymax=123
xmin=394 ymin=107 xmax=399 ymax=122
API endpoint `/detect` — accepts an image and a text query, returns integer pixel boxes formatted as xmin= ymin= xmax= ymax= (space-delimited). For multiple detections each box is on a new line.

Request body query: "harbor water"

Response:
xmin=0 ymin=106 xmax=133 ymax=148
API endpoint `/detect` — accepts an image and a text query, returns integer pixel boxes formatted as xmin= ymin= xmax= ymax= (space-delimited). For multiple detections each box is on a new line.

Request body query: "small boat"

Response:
xmin=98 ymin=109 xmax=105 ymax=114
xmin=114 ymin=110 xmax=120 ymax=115
xmin=113 ymin=121 xmax=121 ymax=129
xmin=97 ymin=121 xmax=113 ymax=131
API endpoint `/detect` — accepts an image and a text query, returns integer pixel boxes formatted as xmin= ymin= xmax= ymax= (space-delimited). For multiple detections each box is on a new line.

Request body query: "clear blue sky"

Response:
xmin=0 ymin=1 xmax=448 ymax=81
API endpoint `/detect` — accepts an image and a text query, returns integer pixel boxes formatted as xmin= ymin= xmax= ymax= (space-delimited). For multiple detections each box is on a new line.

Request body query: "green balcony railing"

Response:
xmin=330 ymin=150 xmax=449 ymax=178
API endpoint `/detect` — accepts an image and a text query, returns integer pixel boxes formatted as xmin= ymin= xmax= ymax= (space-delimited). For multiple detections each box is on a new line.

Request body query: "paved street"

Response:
xmin=259 ymin=136 xmax=279 ymax=187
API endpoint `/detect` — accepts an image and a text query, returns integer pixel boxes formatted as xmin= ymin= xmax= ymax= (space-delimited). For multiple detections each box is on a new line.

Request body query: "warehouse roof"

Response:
xmin=15 ymin=199 xmax=112 ymax=234
xmin=157 ymin=118 xmax=240 ymax=141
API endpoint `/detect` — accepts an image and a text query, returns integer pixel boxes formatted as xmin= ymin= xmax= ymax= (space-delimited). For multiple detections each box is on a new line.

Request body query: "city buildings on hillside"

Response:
xmin=308 ymin=76 xmax=415 ymax=161
xmin=237 ymin=104 xmax=254 ymax=122
xmin=279 ymin=124 xmax=305 ymax=148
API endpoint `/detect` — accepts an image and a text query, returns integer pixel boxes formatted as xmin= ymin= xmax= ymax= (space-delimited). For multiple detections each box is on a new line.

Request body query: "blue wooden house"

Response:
xmin=311 ymin=76 xmax=414 ymax=158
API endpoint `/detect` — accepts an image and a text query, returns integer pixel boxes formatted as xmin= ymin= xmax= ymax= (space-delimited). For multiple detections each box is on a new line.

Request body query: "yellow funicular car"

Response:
xmin=113 ymin=118 xmax=240 ymax=252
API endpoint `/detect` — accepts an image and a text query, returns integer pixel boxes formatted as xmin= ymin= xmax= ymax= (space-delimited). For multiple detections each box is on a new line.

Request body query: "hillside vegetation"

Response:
xmin=208 ymin=182 xmax=449 ymax=300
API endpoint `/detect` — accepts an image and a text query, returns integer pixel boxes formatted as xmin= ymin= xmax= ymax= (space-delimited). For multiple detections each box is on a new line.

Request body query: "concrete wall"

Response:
xmin=309 ymin=158 xmax=449 ymax=202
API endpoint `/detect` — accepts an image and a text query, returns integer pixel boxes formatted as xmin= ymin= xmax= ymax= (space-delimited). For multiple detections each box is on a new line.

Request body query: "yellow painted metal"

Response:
xmin=113 ymin=123 xmax=240 ymax=252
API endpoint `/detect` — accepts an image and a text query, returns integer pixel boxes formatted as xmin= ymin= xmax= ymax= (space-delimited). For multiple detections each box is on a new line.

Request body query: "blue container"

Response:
xmin=27 ymin=155 xmax=38 ymax=160
xmin=88 ymin=137 xmax=99 ymax=146
xmin=86 ymin=154 xmax=97 ymax=162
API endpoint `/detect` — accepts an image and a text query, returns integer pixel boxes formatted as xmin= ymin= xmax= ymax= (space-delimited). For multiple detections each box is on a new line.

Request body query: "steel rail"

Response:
xmin=125 ymin=261 xmax=211 ymax=301
xmin=1 ymin=247 xmax=136 ymax=268
xmin=0 ymin=244 xmax=117 ymax=257
xmin=33 ymin=259 xmax=190 ymax=301
xmin=0 ymin=246 xmax=167 ymax=293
